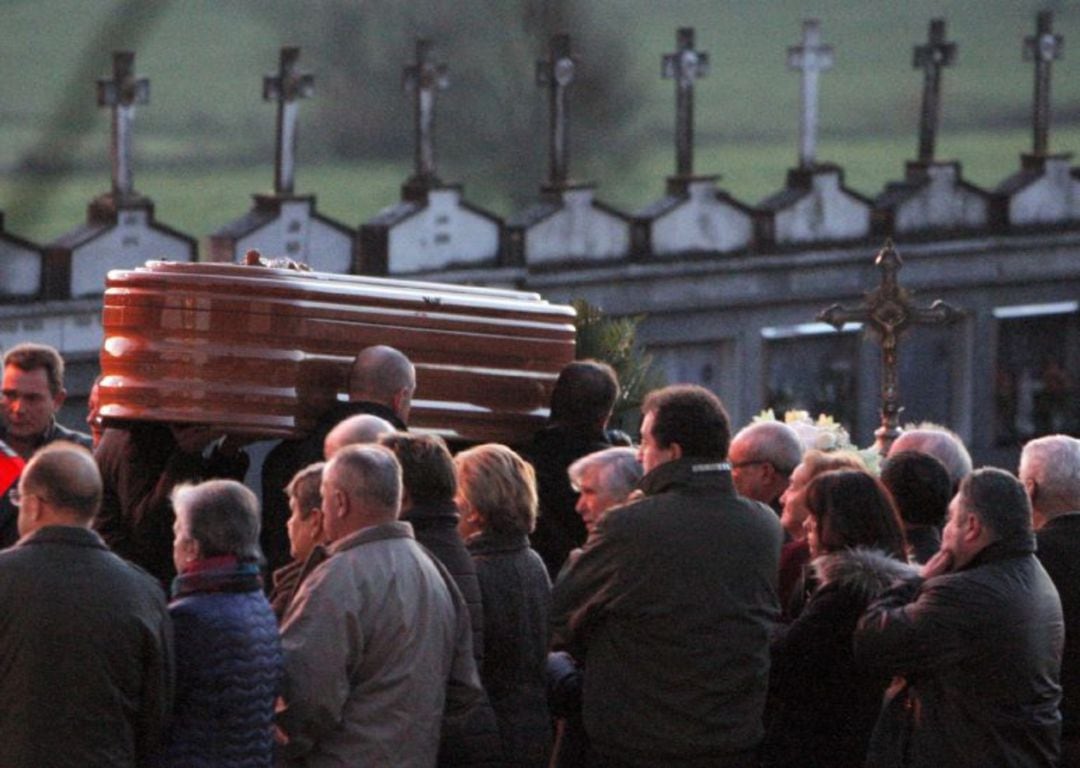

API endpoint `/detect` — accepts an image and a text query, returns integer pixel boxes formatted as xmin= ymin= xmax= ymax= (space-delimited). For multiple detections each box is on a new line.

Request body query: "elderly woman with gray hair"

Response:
xmin=161 ymin=479 xmax=283 ymax=768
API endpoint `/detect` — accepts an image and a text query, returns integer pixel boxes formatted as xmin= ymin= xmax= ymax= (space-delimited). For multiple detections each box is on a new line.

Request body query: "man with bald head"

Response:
xmin=261 ymin=345 xmax=415 ymax=570
xmin=728 ymin=421 xmax=803 ymax=517
xmin=0 ymin=444 xmax=172 ymax=767
xmin=888 ymin=424 xmax=973 ymax=493
xmin=323 ymin=414 xmax=396 ymax=459
xmin=277 ymin=444 xmax=485 ymax=766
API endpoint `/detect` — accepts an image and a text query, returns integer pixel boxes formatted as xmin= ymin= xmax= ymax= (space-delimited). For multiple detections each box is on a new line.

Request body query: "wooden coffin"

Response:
xmin=99 ymin=260 xmax=577 ymax=445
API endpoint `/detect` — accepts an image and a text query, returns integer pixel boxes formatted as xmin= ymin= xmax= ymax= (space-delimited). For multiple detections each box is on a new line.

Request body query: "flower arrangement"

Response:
xmin=753 ymin=408 xmax=880 ymax=474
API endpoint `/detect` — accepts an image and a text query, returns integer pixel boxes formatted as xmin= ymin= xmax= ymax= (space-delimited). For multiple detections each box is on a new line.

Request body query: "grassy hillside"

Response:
xmin=1 ymin=0 xmax=1078 ymax=244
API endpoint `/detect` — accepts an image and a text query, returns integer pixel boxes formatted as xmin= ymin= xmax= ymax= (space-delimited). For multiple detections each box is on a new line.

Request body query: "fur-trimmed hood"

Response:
xmin=812 ymin=547 xmax=918 ymax=601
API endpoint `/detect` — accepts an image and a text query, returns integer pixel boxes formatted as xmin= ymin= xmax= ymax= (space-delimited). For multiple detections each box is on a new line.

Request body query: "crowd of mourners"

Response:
xmin=0 ymin=339 xmax=1078 ymax=768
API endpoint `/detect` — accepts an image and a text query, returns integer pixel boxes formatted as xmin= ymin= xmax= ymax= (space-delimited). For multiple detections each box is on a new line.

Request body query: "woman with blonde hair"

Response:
xmin=455 ymin=443 xmax=552 ymax=767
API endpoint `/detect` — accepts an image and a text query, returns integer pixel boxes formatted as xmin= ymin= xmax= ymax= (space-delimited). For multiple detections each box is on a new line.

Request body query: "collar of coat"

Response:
xmin=16 ymin=524 xmax=108 ymax=551
xmin=962 ymin=529 xmax=1038 ymax=571
xmin=811 ymin=547 xmax=918 ymax=600
xmin=328 ymin=519 xmax=416 ymax=556
xmin=638 ymin=457 xmax=734 ymax=497
xmin=466 ymin=529 xmax=530 ymax=555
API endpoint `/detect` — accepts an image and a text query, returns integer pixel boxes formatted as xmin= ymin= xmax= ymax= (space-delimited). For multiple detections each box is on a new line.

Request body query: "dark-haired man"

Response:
xmin=856 ymin=468 xmax=1063 ymax=767
xmin=0 ymin=444 xmax=172 ymax=767
xmin=552 ymin=384 xmax=783 ymax=767
xmin=1 ymin=342 xmax=92 ymax=460
xmin=523 ymin=359 xmax=631 ymax=578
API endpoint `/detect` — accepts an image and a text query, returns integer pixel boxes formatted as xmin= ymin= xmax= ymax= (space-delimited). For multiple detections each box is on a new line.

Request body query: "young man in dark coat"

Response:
xmin=856 ymin=467 xmax=1064 ymax=768
xmin=0 ymin=443 xmax=173 ymax=767
xmin=521 ymin=359 xmax=630 ymax=579
xmin=552 ymin=384 xmax=783 ymax=768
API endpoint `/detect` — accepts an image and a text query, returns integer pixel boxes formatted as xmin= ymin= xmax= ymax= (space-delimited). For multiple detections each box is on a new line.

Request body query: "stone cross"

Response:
xmin=536 ymin=33 xmax=577 ymax=189
xmin=663 ymin=27 xmax=709 ymax=178
xmin=404 ymin=38 xmax=450 ymax=187
xmin=913 ymin=18 xmax=956 ymax=164
xmin=1024 ymin=10 xmax=1063 ymax=157
xmin=818 ymin=239 xmax=962 ymax=455
xmin=787 ymin=19 xmax=833 ymax=169
xmin=263 ymin=46 xmax=314 ymax=196
xmin=96 ymin=51 xmax=149 ymax=201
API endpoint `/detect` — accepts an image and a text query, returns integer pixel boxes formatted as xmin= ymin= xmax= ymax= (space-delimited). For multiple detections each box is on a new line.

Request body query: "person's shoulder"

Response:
xmin=49 ymin=422 xmax=92 ymax=450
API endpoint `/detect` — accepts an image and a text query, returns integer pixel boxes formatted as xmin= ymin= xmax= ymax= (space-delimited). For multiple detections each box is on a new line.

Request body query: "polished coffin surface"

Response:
xmin=100 ymin=261 xmax=576 ymax=445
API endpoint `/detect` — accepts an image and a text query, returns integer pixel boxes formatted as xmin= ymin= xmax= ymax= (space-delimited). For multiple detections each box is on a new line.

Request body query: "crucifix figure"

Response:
xmin=264 ymin=46 xmax=314 ymax=197
xmin=913 ymin=18 xmax=956 ymax=164
xmin=787 ymin=19 xmax=833 ymax=170
xmin=537 ymin=33 xmax=577 ymax=189
xmin=818 ymin=239 xmax=962 ymax=455
xmin=1024 ymin=10 xmax=1063 ymax=157
xmin=403 ymin=38 xmax=450 ymax=188
xmin=97 ymin=51 xmax=149 ymax=202
xmin=663 ymin=27 xmax=709 ymax=179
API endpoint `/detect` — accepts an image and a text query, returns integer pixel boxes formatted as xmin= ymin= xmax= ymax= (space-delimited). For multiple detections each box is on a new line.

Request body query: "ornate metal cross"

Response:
xmin=97 ymin=51 xmax=149 ymax=201
xmin=264 ymin=46 xmax=314 ymax=197
xmin=537 ymin=33 xmax=577 ymax=189
xmin=1024 ymin=10 xmax=1063 ymax=157
xmin=404 ymin=38 xmax=450 ymax=188
xmin=913 ymin=18 xmax=956 ymax=164
xmin=663 ymin=27 xmax=709 ymax=179
xmin=787 ymin=19 xmax=833 ymax=169
xmin=818 ymin=240 xmax=963 ymax=455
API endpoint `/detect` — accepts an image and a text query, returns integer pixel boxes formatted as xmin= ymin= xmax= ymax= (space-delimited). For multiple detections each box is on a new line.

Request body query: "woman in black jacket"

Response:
xmin=455 ymin=443 xmax=552 ymax=768
xmin=763 ymin=469 xmax=915 ymax=768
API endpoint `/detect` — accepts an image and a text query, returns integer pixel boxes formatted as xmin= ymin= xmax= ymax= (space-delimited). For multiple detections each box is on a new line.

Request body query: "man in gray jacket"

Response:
xmin=276 ymin=443 xmax=485 ymax=767
xmin=552 ymin=384 xmax=783 ymax=768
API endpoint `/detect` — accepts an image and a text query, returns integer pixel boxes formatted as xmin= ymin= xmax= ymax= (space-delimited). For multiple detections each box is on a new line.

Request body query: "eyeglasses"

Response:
xmin=8 ymin=487 xmax=22 ymax=507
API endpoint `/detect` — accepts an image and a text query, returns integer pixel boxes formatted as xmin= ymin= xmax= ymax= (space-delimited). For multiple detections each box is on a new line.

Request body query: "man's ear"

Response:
xmin=52 ymin=387 xmax=67 ymax=411
xmin=669 ymin=442 xmax=684 ymax=461
xmin=964 ymin=510 xmax=983 ymax=543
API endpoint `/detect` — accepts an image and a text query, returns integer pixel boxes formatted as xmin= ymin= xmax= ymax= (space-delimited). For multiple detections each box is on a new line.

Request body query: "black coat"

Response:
xmin=856 ymin=534 xmax=1064 ymax=768
xmin=405 ymin=499 xmax=485 ymax=662
xmin=468 ymin=530 xmax=552 ymax=768
xmin=764 ymin=548 xmax=916 ymax=768
xmin=551 ymin=458 xmax=783 ymax=766
xmin=0 ymin=526 xmax=173 ymax=767
xmin=1036 ymin=513 xmax=1080 ymax=742
xmin=94 ymin=423 xmax=249 ymax=587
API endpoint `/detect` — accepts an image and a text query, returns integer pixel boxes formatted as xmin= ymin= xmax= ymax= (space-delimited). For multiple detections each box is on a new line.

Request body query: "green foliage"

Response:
xmin=571 ymin=298 xmax=666 ymax=434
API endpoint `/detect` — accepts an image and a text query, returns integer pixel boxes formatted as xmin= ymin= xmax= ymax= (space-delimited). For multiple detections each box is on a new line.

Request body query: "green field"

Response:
xmin=1 ymin=0 xmax=1078 ymax=246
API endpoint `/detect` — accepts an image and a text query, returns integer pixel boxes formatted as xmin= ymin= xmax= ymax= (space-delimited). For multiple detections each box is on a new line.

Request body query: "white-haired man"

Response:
xmin=276 ymin=444 xmax=484 ymax=766
xmin=1021 ymin=434 xmax=1080 ymax=763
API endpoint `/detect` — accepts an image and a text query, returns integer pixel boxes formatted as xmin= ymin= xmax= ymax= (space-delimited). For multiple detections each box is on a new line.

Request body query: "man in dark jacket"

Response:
xmin=856 ymin=467 xmax=1064 ymax=768
xmin=522 ymin=359 xmax=630 ymax=579
xmin=260 ymin=344 xmax=413 ymax=570
xmin=0 ymin=443 xmax=173 ymax=767
xmin=1021 ymin=435 xmax=1080 ymax=764
xmin=551 ymin=384 xmax=783 ymax=768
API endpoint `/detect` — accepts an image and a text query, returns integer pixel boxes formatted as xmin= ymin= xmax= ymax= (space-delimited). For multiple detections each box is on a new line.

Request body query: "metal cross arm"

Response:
xmin=404 ymin=38 xmax=450 ymax=187
xmin=1024 ymin=10 xmax=1063 ymax=157
xmin=537 ymin=33 xmax=577 ymax=189
xmin=913 ymin=18 xmax=956 ymax=164
xmin=818 ymin=240 xmax=963 ymax=454
xmin=97 ymin=51 xmax=149 ymax=201
xmin=263 ymin=46 xmax=314 ymax=196
xmin=663 ymin=27 xmax=709 ymax=179
xmin=788 ymin=19 xmax=833 ymax=169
